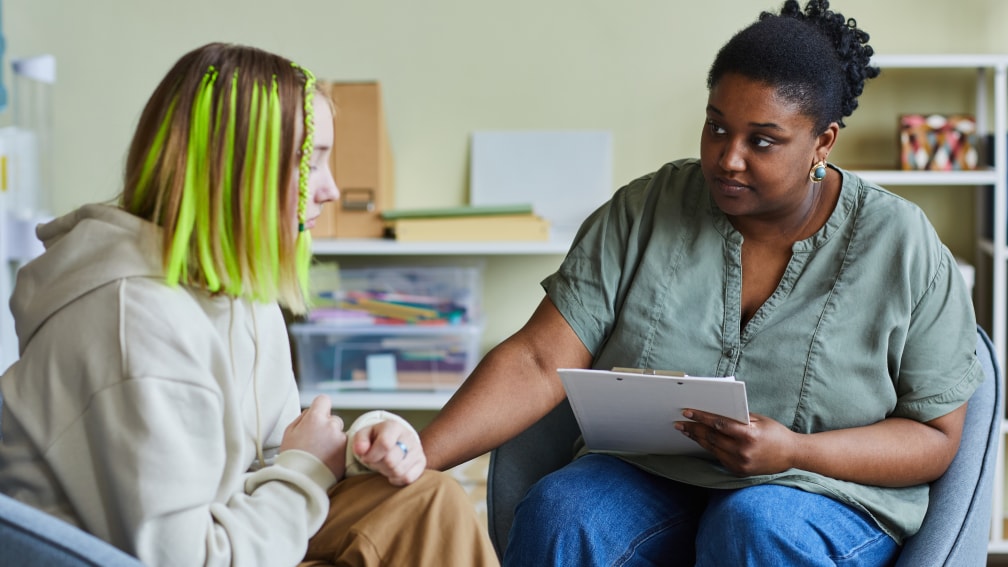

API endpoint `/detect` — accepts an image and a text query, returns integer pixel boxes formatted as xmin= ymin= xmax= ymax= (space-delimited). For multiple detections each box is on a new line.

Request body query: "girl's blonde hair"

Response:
xmin=120 ymin=42 xmax=319 ymax=314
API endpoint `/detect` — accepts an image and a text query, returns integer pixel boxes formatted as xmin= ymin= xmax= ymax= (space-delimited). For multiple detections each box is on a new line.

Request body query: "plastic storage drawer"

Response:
xmin=290 ymin=322 xmax=481 ymax=393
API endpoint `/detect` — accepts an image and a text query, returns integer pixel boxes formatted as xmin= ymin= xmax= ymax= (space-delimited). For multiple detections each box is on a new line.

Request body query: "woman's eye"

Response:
xmin=707 ymin=121 xmax=725 ymax=135
xmin=753 ymin=137 xmax=773 ymax=148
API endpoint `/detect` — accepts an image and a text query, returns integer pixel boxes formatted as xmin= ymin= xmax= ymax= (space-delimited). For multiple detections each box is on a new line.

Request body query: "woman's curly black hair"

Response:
xmin=706 ymin=0 xmax=879 ymax=132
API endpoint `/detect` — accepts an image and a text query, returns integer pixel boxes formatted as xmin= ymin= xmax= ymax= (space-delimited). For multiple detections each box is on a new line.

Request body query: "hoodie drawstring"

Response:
xmin=228 ymin=298 xmax=267 ymax=469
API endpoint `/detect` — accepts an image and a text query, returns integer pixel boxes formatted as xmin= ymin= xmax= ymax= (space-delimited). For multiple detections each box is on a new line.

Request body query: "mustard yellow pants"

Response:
xmin=300 ymin=470 xmax=499 ymax=567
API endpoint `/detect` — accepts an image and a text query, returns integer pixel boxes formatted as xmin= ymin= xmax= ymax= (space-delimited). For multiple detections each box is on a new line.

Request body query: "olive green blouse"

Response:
xmin=543 ymin=158 xmax=983 ymax=544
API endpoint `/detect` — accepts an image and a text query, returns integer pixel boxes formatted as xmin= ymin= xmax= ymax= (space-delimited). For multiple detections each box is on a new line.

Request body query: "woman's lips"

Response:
xmin=714 ymin=177 xmax=752 ymax=196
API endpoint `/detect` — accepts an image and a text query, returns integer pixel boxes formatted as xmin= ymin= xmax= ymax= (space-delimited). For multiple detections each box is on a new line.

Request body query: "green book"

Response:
xmin=381 ymin=203 xmax=534 ymax=220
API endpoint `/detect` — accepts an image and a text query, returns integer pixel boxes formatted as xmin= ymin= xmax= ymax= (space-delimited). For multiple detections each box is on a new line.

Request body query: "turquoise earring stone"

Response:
xmin=814 ymin=165 xmax=826 ymax=180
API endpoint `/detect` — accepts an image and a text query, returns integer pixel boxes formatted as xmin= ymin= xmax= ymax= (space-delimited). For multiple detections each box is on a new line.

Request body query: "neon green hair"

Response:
xmin=128 ymin=55 xmax=317 ymax=313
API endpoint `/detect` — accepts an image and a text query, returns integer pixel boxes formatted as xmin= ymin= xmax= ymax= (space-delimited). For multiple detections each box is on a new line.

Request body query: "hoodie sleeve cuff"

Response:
xmin=274 ymin=449 xmax=339 ymax=490
xmin=344 ymin=410 xmax=417 ymax=477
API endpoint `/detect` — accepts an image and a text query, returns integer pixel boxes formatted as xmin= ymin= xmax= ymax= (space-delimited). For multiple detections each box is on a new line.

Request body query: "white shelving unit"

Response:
xmin=297 ymin=388 xmax=456 ymax=410
xmin=303 ymin=232 xmax=572 ymax=410
xmin=310 ymin=232 xmax=576 ymax=256
xmin=856 ymin=54 xmax=1008 ymax=552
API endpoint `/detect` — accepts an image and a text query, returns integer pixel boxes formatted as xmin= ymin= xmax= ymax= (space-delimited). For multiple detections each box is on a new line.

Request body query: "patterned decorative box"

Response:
xmin=899 ymin=114 xmax=979 ymax=171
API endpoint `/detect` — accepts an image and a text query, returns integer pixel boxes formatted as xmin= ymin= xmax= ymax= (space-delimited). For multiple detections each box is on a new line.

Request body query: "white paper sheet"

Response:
xmin=558 ymin=368 xmax=749 ymax=456
xmin=469 ymin=130 xmax=612 ymax=235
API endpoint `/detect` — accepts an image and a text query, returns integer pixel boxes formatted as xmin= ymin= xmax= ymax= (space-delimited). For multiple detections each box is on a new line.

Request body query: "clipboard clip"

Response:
xmin=611 ymin=366 xmax=686 ymax=377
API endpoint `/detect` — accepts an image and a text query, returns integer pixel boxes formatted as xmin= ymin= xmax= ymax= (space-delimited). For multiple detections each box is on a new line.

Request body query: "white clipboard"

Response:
xmin=558 ymin=368 xmax=750 ymax=456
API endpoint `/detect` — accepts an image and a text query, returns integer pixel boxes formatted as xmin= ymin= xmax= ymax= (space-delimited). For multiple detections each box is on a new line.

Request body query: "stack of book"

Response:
xmin=381 ymin=203 xmax=550 ymax=242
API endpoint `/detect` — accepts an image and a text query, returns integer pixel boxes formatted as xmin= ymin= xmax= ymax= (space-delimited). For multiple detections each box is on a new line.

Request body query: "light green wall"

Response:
xmin=5 ymin=0 xmax=1008 ymax=349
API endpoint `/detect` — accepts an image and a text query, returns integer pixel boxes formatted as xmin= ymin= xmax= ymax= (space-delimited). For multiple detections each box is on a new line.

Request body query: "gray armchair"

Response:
xmin=0 ymin=493 xmax=143 ymax=566
xmin=487 ymin=326 xmax=1002 ymax=565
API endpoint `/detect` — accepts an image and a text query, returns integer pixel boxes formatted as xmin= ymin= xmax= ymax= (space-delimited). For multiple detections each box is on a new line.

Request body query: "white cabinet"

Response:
xmin=852 ymin=54 xmax=1008 ymax=552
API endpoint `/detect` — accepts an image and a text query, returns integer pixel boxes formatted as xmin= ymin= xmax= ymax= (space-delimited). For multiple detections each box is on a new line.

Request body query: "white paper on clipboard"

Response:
xmin=558 ymin=368 xmax=750 ymax=456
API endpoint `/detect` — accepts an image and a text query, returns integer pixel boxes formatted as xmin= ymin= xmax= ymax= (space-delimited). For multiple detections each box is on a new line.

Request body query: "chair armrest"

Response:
xmin=895 ymin=326 xmax=1002 ymax=565
xmin=0 ymin=493 xmax=144 ymax=566
xmin=486 ymin=399 xmax=582 ymax=558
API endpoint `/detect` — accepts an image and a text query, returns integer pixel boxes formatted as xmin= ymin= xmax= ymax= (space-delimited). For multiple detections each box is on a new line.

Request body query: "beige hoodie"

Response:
xmin=0 ymin=204 xmax=342 ymax=566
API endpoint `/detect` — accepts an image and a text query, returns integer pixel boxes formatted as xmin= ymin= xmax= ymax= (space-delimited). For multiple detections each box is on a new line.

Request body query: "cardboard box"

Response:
xmin=312 ymin=81 xmax=395 ymax=238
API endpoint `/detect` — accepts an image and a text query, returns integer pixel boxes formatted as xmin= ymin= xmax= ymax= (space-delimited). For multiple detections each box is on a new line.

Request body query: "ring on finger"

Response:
xmin=395 ymin=441 xmax=408 ymax=459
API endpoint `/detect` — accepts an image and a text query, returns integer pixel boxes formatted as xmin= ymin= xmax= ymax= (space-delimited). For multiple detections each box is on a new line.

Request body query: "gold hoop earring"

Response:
xmin=809 ymin=160 xmax=827 ymax=183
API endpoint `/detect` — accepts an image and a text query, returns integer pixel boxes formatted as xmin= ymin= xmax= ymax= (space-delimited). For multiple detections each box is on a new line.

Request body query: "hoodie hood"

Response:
xmin=11 ymin=204 xmax=165 ymax=354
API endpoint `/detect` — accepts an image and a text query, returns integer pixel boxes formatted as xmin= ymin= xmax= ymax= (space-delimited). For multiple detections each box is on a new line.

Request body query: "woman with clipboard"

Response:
xmin=420 ymin=1 xmax=982 ymax=565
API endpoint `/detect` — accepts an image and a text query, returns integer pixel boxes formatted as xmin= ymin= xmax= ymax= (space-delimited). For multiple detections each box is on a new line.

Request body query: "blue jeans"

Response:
xmin=503 ymin=454 xmax=899 ymax=567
